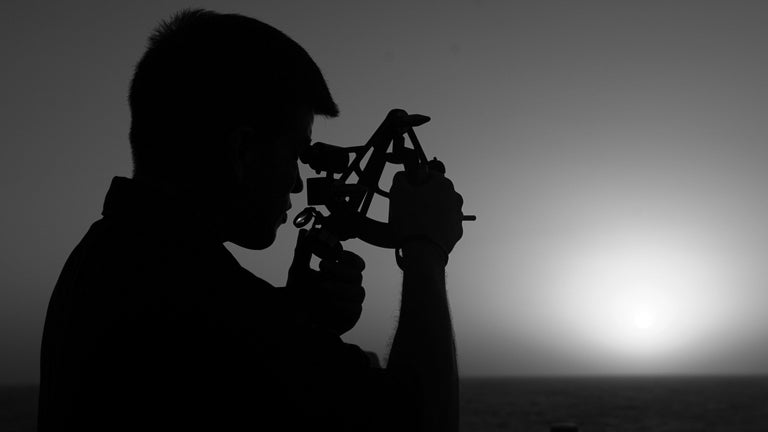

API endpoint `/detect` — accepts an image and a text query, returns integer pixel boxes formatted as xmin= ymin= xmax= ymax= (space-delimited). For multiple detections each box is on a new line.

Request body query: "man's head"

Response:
xmin=128 ymin=9 xmax=338 ymax=249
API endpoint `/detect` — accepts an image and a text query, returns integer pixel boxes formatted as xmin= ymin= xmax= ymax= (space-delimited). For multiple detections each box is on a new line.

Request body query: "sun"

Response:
xmin=631 ymin=307 xmax=656 ymax=331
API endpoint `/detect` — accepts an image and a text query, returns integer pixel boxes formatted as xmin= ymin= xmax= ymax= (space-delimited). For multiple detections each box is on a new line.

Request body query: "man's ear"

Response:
xmin=227 ymin=126 xmax=258 ymax=184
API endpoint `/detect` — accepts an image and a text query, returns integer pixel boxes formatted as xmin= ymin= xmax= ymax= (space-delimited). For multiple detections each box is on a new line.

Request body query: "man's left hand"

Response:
xmin=287 ymin=229 xmax=366 ymax=335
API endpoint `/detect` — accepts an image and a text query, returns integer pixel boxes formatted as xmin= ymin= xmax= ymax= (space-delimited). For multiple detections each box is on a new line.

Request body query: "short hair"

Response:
xmin=128 ymin=9 xmax=339 ymax=180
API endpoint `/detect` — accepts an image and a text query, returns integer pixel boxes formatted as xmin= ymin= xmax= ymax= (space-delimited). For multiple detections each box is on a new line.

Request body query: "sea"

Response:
xmin=460 ymin=376 xmax=768 ymax=431
xmin=4 ymin=377 xmax=768 ymax=431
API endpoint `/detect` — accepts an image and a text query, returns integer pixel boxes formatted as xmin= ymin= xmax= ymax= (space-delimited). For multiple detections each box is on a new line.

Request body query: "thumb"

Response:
xmin=289 ymin=229 xmax=313 ymax=276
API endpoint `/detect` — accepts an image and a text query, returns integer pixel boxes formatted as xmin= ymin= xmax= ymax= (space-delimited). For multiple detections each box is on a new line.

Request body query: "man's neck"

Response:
xmin=131 ymin=174 xmax=184 ymax=196
xmin=130 ymin=174 xmax=229 ymax=244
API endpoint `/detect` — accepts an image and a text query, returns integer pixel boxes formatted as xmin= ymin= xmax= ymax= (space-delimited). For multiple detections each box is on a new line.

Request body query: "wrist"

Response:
xmin=401 ymin=237 xmax=448 ymax=268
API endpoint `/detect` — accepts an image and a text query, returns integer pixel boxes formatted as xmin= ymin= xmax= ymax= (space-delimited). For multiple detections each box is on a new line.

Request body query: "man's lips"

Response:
xmin=282 ymin=201 xmax=291 ymax=224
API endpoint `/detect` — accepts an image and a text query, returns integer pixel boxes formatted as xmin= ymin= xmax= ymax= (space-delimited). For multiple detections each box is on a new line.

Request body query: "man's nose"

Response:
xmin=291 ymin=171 xmax=304 ymax=194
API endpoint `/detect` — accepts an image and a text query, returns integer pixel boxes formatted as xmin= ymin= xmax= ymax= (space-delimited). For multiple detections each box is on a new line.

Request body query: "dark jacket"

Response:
xmin=39 ymin=177 xmax=401 ymax=431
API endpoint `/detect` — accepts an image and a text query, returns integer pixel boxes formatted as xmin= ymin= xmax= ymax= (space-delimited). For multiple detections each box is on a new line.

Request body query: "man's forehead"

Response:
xmin=282 ymin=108 xmax=313 ymax=132
xmin=292 ymin=111 xmax=313 ymax=139
xmin=298 ymin=110 xmax=314 ymax=141
xmin=264 ymin=106 xmax=314 ymax=150
xmin=280 ymin=111 xmax=313 ymax=155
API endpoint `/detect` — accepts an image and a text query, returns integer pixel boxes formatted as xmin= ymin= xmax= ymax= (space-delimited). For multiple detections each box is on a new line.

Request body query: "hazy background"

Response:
xmin=3 ymin=0 xmax=768 ymax=384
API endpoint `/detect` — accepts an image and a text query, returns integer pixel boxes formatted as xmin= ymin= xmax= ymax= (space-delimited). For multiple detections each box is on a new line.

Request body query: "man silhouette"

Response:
xmin=39 ymin=9 xmax=464 ymax=431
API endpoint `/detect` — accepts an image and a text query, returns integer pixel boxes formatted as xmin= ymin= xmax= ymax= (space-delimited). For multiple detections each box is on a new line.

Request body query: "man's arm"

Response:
xmin=387 ymin=242 xmax=458 ymax=431
xmin=386 ymin=170 xmax=464 ymax=432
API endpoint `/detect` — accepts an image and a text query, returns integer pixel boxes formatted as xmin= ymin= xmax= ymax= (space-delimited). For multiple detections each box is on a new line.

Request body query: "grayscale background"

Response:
xmin=3 ymin=0 xmax=768 ymax=383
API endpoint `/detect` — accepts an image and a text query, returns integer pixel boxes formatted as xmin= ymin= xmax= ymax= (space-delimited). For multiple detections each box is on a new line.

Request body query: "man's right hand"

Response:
xmin=388 ymin=169 xmax=464 ymax=259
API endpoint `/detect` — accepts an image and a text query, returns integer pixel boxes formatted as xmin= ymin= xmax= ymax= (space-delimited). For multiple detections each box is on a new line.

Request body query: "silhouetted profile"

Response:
xmin=39 ymin=9 xmax=464 ymax=431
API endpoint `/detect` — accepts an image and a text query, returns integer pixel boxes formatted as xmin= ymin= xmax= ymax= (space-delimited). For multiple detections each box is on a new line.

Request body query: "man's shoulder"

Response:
xmin=53 ymin=214 xmax=276 ymax=312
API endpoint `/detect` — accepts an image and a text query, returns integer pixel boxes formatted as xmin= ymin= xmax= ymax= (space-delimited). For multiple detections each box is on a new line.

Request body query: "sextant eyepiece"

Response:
xmin=300 ymin=142 xmax=350 ymax=174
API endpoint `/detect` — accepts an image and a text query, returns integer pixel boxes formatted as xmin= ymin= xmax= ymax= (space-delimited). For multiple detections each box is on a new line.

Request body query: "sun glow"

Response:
xmin=547 ymin=225 xmax=737 ymax=372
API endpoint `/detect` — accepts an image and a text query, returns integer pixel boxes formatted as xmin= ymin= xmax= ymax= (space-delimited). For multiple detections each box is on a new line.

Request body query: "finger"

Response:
xmin=419 ymin=170 xmax=448 ymax=187
xmin=320 ymin=250 xmax=365 ymax=276
xmin=319 ymin=302 xmax=363 ymax=335
xmin=441 ymin=174 xmax=455 ymax=189
xmin=392 ymin=170 xmax=411 ymax=189
xmin=318 ymin=281 xmax=366 ymax=304
xmin=338 ymin=250 xmax=366 ymax=272
xmin=288 ymin=229 xmax=313 ymax=277
xmin=319 ymin=264 xmax=363 ymax=286
xmin=416 ymin=165 xmax=431 ymax=184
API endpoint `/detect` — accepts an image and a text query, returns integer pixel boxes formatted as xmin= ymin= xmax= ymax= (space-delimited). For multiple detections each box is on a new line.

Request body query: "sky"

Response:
xmin=2 ymin=0 xmax=768 ymax=383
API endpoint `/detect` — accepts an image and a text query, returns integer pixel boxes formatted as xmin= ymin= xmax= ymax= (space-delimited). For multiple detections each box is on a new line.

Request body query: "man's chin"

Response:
xmin=229 ymin=229 xmax=277 ymax=250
